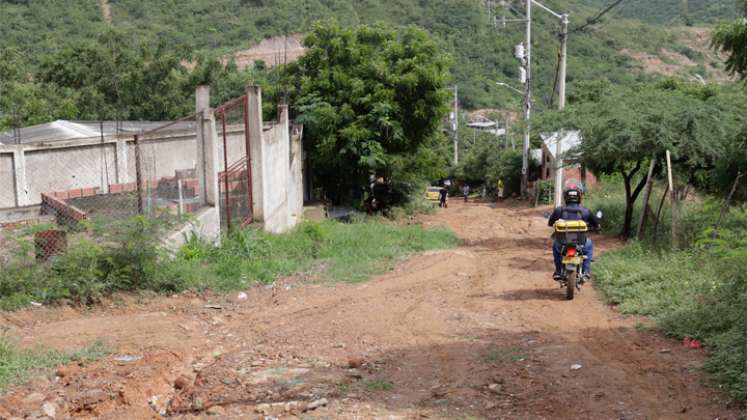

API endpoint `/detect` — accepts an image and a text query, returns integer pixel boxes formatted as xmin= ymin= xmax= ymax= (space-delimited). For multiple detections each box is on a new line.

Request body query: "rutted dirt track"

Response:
xmin=0 ymin=202 xmax=740 ymax=419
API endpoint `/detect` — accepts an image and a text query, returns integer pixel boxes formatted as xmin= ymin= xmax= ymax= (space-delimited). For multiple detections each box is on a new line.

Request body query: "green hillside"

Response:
xmin=0 ymin=0 xmax=730 ymax=112
xmin=587 ymin=0 xmax=740 ymax=25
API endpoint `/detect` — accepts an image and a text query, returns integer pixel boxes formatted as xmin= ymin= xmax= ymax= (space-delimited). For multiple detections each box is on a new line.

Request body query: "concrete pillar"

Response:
xmin=247 ymin=85 xmax=265 ymax=222
xmin=288 ymin=124 xmax=304 ymax=225
xmin=115 ymin=138 xmax=129 ymax=184
xmin=12 ymin=149 xmax=28 ymax=207
xmin=195 ymin=86 xmax=220 ymax=207
xmin=262 ymin=104 xmax=291 ymax=233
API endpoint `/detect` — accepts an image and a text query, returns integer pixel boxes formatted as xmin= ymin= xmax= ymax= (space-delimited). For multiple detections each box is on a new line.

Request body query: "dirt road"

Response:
xmin=0 ymin=201 xmax=740 ymax=419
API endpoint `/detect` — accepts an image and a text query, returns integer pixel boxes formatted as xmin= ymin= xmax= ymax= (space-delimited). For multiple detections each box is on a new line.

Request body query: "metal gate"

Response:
xmin=215 ymin=95 xmax=254 ymax=229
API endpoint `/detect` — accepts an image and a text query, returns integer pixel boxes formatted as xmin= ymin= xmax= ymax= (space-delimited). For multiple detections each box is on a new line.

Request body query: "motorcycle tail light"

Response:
xmin=566 ymin=247 xmax=577 ymax=257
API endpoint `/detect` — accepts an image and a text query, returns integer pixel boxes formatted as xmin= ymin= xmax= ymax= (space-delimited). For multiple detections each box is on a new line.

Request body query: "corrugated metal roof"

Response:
xmin=541 ymin=130 xmax=582 ymax=160
xmin=0 ymin=120 xmax=196 ymax=145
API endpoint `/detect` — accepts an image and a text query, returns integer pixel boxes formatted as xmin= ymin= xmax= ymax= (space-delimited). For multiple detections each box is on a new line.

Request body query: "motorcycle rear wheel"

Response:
xmin=565 ymin=270 xmax=577 ymax=300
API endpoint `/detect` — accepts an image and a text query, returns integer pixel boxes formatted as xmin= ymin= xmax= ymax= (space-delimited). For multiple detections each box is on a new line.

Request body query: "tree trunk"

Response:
xmin=622 ymin=174 xmax=634 ymax=239
xmin=621 ymin=161 xmax=645 ymax=239
xmin=671 ymin=186 xmax=682 ymax=250
xmin=636 ymin=155 xmax=657 ymax=240
xmin=712 ymin=171 xmax=745 ymax=239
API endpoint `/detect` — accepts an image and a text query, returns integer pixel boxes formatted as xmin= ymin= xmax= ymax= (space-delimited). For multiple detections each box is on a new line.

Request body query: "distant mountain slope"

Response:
xmin=586 ymin=0 xmax=740 ymax=24
xmin=0 ymin=0 xmax=734 ymax=110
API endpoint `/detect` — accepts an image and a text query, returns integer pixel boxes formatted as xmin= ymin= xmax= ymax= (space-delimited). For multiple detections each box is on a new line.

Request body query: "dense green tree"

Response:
xmin=288 ymin=21 xmax=451 ymax=202
xmin=712 ymin=0 xmax=747 ymax=79
xmin=547 ymin=81 xmax=725 ymax=238
xmin=0 ymin=49 xmax=79 ymax=132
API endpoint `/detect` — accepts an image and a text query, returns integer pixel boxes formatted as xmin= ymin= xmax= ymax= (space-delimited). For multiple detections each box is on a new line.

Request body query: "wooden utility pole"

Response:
xmin=636 ymin=154 xmax=657 ymax=240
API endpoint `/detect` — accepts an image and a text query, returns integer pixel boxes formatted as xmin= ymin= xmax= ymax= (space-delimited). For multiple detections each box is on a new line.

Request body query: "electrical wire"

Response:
xmin=570 ymin=0 xmax=625 ymax=34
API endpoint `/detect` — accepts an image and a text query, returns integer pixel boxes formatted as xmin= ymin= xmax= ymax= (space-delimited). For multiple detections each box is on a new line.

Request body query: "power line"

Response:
xmin=570 ymin=0 xmax=625 ymax=34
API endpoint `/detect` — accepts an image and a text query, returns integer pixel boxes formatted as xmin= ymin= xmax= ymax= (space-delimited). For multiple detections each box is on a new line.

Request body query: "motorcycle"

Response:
xmin=545 ymin=211 xmax=602 ymax=300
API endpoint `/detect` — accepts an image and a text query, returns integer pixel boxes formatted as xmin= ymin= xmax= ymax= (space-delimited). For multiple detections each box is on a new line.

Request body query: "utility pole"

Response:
xmin=453 ymin=85 xmax=459 ymax=165
xmin=520 ymin=0 xmax=532 ymax=197
xmin=553 ymin=13 xmax=569 ymax=207
xmin=498 ymin=0 xmax=569 ymax=198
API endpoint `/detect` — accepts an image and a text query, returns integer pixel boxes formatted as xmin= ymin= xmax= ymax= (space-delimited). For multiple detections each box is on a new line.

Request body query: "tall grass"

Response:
xmin=167 ymin=219 xmax=459 ymax=288
xmin=592 ymin=178 xmax=747 ymax=404
xmin=0 ymin=218 xmax=458 ymax=310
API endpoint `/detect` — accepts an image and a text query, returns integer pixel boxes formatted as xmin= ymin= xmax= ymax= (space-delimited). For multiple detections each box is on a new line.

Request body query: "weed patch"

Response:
xmin=480 ymin=346 xmax=526 ymax=363
xmin=0 ymin=338 xmax=108 ymax=393
xmin=0 ymin=218 xmax=458 ymax=310
xmin=596 ymin=241 xmax=747 ymax=404
xmin=365 ymin=379 xmax=394 ymax=391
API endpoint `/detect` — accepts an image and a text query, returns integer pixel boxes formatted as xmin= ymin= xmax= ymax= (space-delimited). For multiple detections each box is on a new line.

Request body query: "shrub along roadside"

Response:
xmin=0 ymin=338 xmax=108 ymax=393
xmin=0 ymin=218 xmax=458 ymax=310
xmin=592 ymin=178 xmax=747 ymax=404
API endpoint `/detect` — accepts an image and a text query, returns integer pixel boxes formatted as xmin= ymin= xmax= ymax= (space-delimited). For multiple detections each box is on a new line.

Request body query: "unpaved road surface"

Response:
xmin=0 ymin=202 xmax=740 ymax=419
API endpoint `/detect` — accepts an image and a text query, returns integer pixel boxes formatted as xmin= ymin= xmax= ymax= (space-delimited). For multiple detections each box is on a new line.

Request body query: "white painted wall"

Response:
xmin=288 ymin=124 xmax=304 ymax=227
xmin=0 ymin=153 xmax=15 ymax=208
xmin=1 ymin=86 xmax=304 ymax=237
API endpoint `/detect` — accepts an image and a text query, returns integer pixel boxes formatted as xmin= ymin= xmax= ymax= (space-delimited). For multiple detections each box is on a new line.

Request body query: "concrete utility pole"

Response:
xmin=453 ymin=85 xmax=459 ymax=165
xmin=554 ymin=13 xmax=569 ymax=207
xmin=520 ymin=0 xmax=532 ymax=197
xmin=498 ymin=1 xmax=569 ymax=198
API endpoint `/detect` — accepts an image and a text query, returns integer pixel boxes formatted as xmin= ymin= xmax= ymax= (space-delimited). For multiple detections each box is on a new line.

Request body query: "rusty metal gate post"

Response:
xmin=220 ymin=112 xmax=232 ymax=230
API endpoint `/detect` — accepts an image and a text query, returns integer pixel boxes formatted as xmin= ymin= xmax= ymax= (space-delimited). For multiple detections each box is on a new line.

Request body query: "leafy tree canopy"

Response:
xmin=540 ymin=80 xmax=741 ymax=237
xmin=288 ymin=21 xmax=451 ymax=202
xmin=712 ymin=0 xmax=747 ymax=79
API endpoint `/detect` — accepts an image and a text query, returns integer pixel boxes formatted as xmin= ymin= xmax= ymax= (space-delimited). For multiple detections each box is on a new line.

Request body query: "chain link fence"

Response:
xmin=0 ymin=116 xmax=207 ymax=263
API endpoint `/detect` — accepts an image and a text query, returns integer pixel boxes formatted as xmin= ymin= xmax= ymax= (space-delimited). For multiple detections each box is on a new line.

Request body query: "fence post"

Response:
xmin=246 ymin=85 xmax=265 ymax=222
xmin=115 ymin=138 xmax=129 ymax=184
xmin=243 ymin=94 xmax=254 ymax=224
xmin=12 ymin=149 xmax=28 ymax=207
xmin=220 ymin=112 xmax=231 ymax=230
xmin=134 ymin=134 xmax=144 ymax=215
xmin=195 ymin=86 xmax=221 ymax=208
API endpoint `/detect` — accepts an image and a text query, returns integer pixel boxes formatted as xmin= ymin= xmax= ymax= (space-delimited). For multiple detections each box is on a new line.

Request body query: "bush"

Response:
xmin=0 ymin=216 xmax=458 ymax=309
xmin=595 ymin=205 xmax=747 ymax=404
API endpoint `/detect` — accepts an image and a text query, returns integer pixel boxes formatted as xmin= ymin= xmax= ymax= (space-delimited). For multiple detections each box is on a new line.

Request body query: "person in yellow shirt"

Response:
xmin=496 ymin=179 xmax=504 ymax=201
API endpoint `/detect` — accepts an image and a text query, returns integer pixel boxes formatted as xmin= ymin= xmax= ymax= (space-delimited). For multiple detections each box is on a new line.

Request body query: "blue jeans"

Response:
xmin=553 ymin=238 xmax=593 ymax=275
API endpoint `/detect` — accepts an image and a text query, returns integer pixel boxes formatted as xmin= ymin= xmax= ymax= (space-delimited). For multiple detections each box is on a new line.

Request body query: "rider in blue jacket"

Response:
xmin=548 ymin=184 xmax=599 ymax=284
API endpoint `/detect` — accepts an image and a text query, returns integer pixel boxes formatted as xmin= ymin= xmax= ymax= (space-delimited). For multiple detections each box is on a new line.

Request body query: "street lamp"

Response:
xmin=498 ymin=0 xmax=569 ymax=202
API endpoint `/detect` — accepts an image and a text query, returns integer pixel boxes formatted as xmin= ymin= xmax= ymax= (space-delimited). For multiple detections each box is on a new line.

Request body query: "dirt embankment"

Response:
xmin=623 ymin=26 xmax=735 ymax=83
xmin=0 ymin=201 xmax=741 ymax=419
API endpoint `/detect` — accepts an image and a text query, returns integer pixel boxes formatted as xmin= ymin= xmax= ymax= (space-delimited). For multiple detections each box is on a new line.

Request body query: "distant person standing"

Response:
xmin=462 ymin=184 xmax=470 ymax=202
xmin=497 ymin=179 xmax=505 ymax=201
xmin=439 ymin=186 xmax=448 ymax=208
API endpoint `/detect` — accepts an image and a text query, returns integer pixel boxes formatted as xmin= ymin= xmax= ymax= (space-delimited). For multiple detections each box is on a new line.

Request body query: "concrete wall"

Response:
xmin=24 ymin=143 xmax=117 ymax=203
xmin=261 ymin=109 xmax=291 ymax=233
xmin=0 ymin=153 xmax=15 ymax=208
xmin=0 ymin=128 xmax=248 ymax=210
xmin=288 ymin=124 xmax=304 ymax=226
xmin=165 ymin=206 xmax=221 ymax=251
xmin=1 ymin=85 xmax=304 ymax=237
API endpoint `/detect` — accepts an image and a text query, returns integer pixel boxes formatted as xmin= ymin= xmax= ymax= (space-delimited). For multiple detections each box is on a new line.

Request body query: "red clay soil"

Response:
xmin=0 ymin=201 xmax=741 ymax=419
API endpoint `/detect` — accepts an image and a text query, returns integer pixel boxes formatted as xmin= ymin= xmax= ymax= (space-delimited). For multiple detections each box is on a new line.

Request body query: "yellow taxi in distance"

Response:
xmin=425 ymin=186 xmax=441 ymax=201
